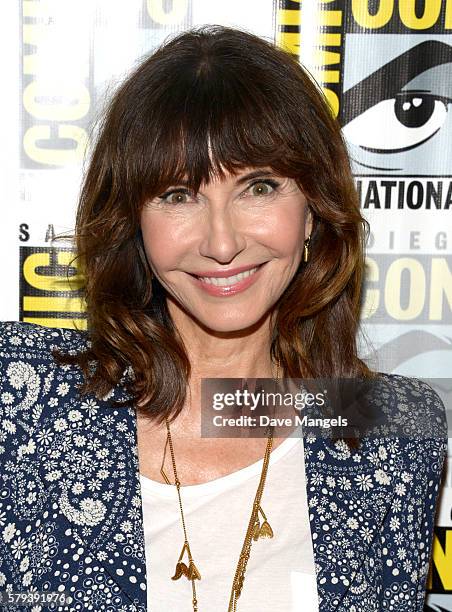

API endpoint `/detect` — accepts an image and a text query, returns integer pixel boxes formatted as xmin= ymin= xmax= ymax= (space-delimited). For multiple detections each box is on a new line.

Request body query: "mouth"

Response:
xmin=191 ymin=264 xmax=263 ymax=286
xmin=188 ymin=263 xmax=267 ymax=296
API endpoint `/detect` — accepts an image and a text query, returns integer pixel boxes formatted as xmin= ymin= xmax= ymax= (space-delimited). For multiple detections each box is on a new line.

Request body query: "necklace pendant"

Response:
xmin=171 ymin=560 xmax=189 ymax=581
xmin=252 ymin=521 xmax=261 ymax=541
xmin=172 ymin=542 xmax=202 ymax=581
xmin=171 ymin=559 xmax=202 ymax=581
xmin=258 ymin=520 xmax=274 ymax=539
xmin=187 ymin=560 xmax=201 ymax=580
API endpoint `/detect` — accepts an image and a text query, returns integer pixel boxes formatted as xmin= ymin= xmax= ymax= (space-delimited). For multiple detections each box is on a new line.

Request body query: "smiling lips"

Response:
xmin=198 ymin=266 xmax=260 ymax=285
xmin=189 ymin=263 xmax=265 ymax=296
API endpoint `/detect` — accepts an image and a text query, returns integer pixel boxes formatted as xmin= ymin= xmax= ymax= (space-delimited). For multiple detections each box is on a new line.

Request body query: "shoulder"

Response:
xmin=0 ymin=320 xmax=90 ymax=359
xmin=0 ymin=321 xmax=91 ymax=423
xmin=374 ymin=371 xmax=448 ymax=439
xmin=0 ymin=322 xmax=95 ymax=453
xmin=358 ymin=372 xmax=449 ymax=480
xmin=0 ymin=320 xmax=131 ymax=413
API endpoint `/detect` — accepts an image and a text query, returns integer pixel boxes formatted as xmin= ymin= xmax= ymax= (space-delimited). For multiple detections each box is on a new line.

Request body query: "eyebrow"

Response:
xmin=234 ymin=169 xmax=278 ymax=184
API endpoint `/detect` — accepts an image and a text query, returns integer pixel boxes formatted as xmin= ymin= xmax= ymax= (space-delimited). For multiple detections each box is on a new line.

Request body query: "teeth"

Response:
xmin=198 ymin=266 xmax=260 ymax=286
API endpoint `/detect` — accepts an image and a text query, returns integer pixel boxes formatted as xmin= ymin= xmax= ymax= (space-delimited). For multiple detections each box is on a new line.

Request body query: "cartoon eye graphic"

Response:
xmin=342 ymin=92 xmax=450 ymax=154
xmin=341 ymin=41 xmax=452 ymax=163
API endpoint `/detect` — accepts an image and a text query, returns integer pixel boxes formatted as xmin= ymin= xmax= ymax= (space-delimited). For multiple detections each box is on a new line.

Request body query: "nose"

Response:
xmin=198 ymin=204 xmax=247 ymax=264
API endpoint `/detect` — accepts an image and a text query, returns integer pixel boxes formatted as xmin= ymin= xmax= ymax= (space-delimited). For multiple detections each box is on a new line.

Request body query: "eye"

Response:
xmin=248 ymin=179 xmax=279 ymax=196
xmin=158 ymin=188 xmax=194 ymax=205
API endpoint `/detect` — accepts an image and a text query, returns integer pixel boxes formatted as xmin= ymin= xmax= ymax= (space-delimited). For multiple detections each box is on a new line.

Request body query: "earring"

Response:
xmin=303 ymin=236 xmax=311 ymax=263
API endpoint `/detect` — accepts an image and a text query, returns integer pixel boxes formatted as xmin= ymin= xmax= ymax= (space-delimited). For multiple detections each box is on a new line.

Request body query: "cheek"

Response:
xmin=262 ymin=202 xmax=307 ymax=255
xmin=140 ymin=214 xmax=183 ymax=270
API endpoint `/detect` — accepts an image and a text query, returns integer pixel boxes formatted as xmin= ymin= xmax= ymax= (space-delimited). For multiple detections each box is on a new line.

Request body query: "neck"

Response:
xmin=164 ymin=300 xmax=278 ymax=437
xmin=169 ymin=298 xmax=277 ymax=380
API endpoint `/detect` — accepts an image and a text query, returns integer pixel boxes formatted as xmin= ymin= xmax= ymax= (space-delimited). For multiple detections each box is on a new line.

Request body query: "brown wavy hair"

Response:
xmin=53 ymin=25 xmax=376 ymax=449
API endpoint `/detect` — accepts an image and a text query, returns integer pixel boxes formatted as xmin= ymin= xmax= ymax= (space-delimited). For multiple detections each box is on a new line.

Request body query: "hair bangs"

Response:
xmin=137 ymin=55 xmax=313 ymax=201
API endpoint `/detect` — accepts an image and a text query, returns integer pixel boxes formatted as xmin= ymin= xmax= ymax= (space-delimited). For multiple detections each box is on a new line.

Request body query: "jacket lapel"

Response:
xmin=21 ymin=393 xmax=147 ymax=611
xmin=303 ymin=426 xmax=396 ymax=609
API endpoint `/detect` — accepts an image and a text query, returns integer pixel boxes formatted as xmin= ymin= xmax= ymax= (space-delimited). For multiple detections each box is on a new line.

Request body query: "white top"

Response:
xmin=139 ymin=427 xmax=319 ymax=611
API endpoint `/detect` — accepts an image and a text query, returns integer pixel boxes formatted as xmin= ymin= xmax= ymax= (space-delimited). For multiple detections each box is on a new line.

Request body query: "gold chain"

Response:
xmin=162 ymin=358 xmax=281 ymax=611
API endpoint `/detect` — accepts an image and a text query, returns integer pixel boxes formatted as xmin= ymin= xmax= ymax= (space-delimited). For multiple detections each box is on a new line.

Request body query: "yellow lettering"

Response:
xmin=276 ymin=4 xmax=341 ymax=117
xmin=322 ymin=88 xmax=339 ymax=117
xmin=23 ymin=297 xmax=86 ymax=312
xmin=146 ymin=0 xmax=188 ymax=25
xmin=385 ymin=258 xmax=425 ymax=320
xmin=22 ymin=24 xmax=47 ymax=76
xmin=23 ymin=0 xmax=42 ymax=18
xmin=276 ymin=31 xmax=300 ymax=56
xmin=399 ymin=0 xmax=441 ymax=29
xmin=23 ymin=81 xmax=90 ymax=121
xmin=446 ymin=0 xmax=452 ymax=28
xmin=316 ymin=33 xmax=341 ymax=46
xmin=317 ymin=9 xmax=342 ymax=26
xmin=312 ymin=49 xmax=341 ymax=66
xmin=313 ymin=69 xmax=340 ymax=83
xmin=279 ymin=9 xmax=301 ymax=26
xmin=362 ymin=257 xmax=379 ymax=318
xmin=431 ymin=531 xmax=452 ymax=590
xmin=352 ymin=0 xmax=393 ymax=29
xmin=23 ymin=317 xmax=87 ymax=330
xmin=429 ymin=258 xmax=452 ymax=320
xmin=23 ymin=251 xmax=83 ymax=292
xmin=23 ymin=125 xmax=88 ymax=165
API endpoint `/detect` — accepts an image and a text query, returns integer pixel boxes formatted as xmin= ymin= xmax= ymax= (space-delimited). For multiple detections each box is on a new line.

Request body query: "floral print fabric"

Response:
xmin=0 ymin=321 xmax=448 ymax=611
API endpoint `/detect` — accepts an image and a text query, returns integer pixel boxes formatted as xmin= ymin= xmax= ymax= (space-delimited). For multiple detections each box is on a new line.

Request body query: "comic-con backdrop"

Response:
xmin=0 ymin=1 xmax=451 ymax=607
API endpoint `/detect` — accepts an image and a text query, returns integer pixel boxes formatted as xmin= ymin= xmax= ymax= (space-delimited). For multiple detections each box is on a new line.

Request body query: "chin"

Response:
xmin=205 ymin=322 xmax=256 ymax=334
xmin=194 ymin=310 xmax=270 ymax=335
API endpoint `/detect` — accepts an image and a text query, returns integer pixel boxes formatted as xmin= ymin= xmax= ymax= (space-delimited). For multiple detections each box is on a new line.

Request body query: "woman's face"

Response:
xmin=140 ymin=166 xmax=312 ymax=333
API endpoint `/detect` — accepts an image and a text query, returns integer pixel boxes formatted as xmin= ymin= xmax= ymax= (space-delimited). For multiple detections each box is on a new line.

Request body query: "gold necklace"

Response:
xmin=161 ymin=358 xmax=281 ymax=612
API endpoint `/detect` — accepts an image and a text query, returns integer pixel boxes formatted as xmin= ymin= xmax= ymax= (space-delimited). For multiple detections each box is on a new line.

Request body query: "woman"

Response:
xmin=0 ymin=25 xmax=447 ymax=612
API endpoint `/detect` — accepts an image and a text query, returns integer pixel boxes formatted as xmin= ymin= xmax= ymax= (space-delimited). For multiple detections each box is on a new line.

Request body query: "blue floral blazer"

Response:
xmin=0 ymin=321 xmax=448 ymax=611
